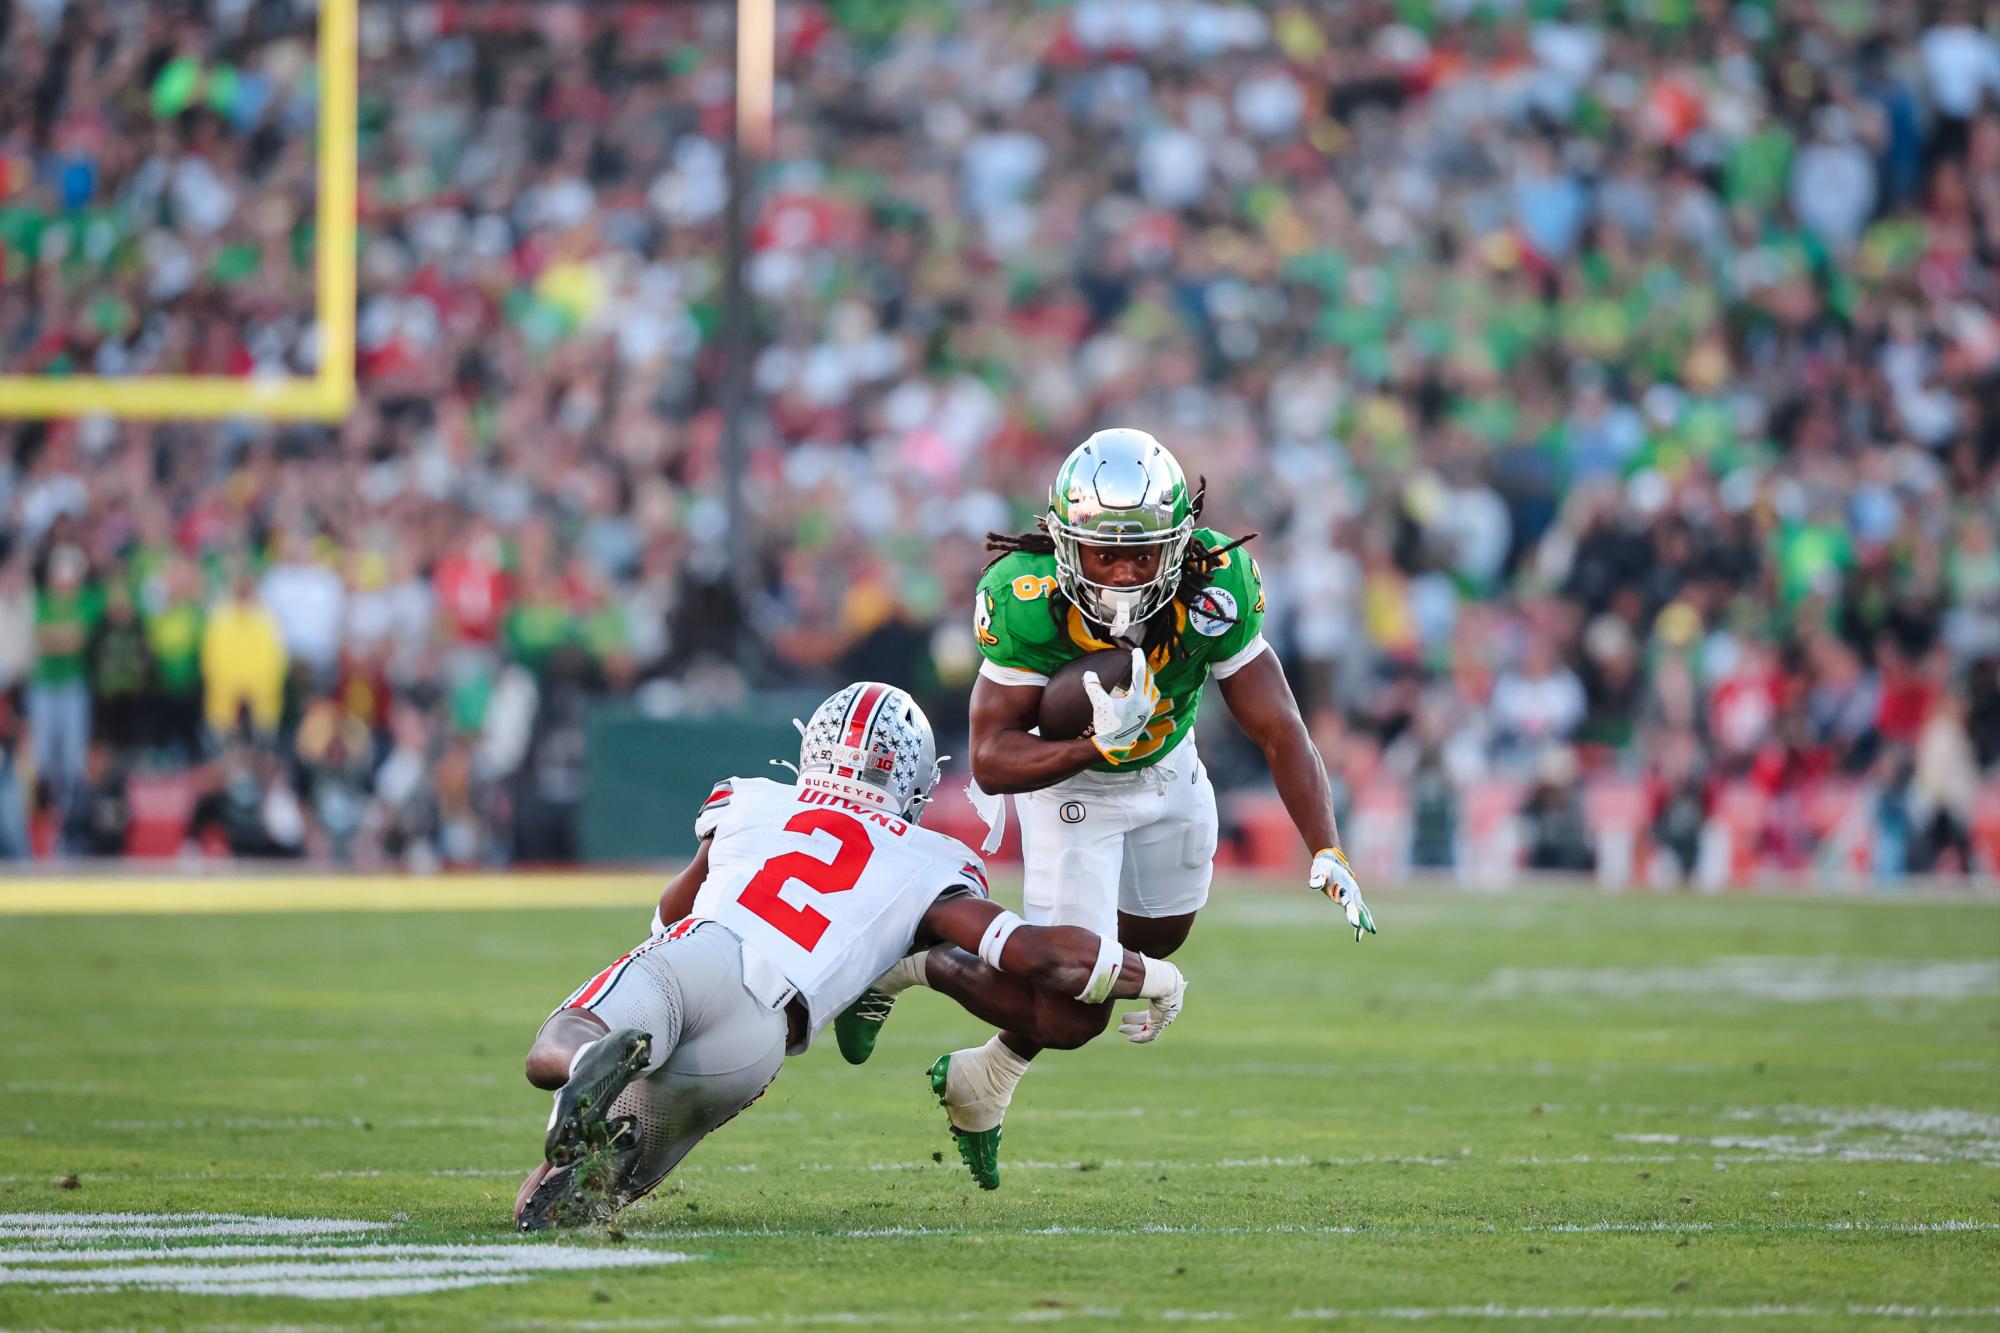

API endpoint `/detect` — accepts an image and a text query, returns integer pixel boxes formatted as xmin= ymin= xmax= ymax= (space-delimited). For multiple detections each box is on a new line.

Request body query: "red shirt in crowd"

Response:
xmin=434 ymin=552 xmax=510 ymax=646
xmin=1875 ymin=673 xmax=1935 ymax=746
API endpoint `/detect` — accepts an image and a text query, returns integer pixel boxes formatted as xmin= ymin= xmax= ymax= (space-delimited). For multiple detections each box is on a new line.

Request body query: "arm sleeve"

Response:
xmin=1206 ymin=555 xmax=1268 ymax=675
xmin=973 ymin=572 xmax=1062 ymax=679
xmin=978 ymin=659 xmax=1050 ymax=687
xmin=693 ymin=779 xmax=734 ymax=840
xmin=952 ymin=856 xmax=990 ymax=900
xmin=908 ymin=856 xmax=990 ymax=953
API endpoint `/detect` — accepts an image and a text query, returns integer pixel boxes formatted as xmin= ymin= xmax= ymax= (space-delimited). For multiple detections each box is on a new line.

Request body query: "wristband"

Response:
xmin=1075 ymin=932 xmax=1124 ymax=1003
xmin=1134 ymin=955 xmax=1184 ymax=999
xmin=977 ymin=910 xmax=1025 ymax=970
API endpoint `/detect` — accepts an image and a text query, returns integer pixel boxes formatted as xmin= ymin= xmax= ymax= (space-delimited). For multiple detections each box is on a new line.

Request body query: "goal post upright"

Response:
xmin=0 ymin=0 xmax=358 ymax=422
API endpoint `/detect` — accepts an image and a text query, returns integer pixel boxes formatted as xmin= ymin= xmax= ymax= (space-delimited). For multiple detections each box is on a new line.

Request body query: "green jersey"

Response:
xmin=974 ymin=528 xmax=1267 ymax=772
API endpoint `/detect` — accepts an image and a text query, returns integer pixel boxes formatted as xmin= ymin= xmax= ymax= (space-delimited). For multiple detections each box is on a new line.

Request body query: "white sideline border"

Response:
xmin=0 ymin=1213 xmax=699 ymax=1301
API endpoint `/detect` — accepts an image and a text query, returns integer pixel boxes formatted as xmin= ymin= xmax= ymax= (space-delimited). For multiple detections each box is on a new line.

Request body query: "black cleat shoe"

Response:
xmin=544 ymin=1027 xmax=652 ymax=1166
xmin=519 ymin=1118 xmax=641 ymax=1231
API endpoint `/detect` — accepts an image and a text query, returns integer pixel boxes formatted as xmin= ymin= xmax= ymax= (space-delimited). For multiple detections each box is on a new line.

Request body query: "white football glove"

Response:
xmin=1308 ymin=846 xmax=1378 ymax=942
xmin=1118 ymin=964 xmax=1186 ymax=1044
xmin=1082 ymin=648 xmax=1161 ymax=764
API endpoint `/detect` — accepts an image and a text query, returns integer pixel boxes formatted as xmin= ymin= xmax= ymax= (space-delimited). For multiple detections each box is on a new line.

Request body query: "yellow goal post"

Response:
xmin=0 ymin=0 xmax=356 ymax=421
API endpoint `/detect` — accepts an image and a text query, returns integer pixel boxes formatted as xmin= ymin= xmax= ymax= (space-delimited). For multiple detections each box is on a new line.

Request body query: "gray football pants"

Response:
xmin=555 ymin=922 xmax=789 ymax=1198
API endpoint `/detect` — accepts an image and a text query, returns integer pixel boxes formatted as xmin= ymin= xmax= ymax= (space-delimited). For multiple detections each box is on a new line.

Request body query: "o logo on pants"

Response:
xmin=1059 ymin=802 xmax=1086 ymax=824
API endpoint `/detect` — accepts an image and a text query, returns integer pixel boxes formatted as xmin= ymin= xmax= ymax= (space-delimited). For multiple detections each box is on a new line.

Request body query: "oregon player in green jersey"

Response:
xmin=835 ymin=428 xmax=1375 ymax=1189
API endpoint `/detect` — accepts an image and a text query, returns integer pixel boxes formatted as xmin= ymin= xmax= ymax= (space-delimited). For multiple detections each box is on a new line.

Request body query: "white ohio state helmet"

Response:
xmin=795 ymin=682 xmax=943 ymax=821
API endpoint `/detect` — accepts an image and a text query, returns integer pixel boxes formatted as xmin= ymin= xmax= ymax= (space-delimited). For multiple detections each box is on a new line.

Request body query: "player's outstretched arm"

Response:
xmin=1217 ymin=649 xmax=1376 ymax=939
xmin=968 ymin=675 xmax=1103 ymax=794
xmin=920 ymin=896 xmax=1184 ymax=1039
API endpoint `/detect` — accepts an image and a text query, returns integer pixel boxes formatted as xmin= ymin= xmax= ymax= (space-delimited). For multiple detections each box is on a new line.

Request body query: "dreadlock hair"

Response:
xmin=982 ymin=476 xmax=1258 ymax=649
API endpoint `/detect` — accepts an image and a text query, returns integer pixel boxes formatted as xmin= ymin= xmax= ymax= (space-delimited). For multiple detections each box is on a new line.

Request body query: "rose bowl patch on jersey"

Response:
xmin=1188 ymin=587 xmax=1237 ymax=637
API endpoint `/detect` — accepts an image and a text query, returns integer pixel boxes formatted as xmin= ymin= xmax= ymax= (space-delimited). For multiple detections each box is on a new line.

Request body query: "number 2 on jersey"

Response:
xmin=738 ymin=809 xmax=873 ymax=950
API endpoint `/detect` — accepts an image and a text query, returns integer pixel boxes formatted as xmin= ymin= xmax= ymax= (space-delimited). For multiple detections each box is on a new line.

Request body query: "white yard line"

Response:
xmin=1479 ymin=957 xmax=2000 ymax=1004
xmin=0 ymin=1216 xmax=700 ymax=1301
xmin=476 ymin=1304 xmax=2000 ymax=1329
xmin=0 ymin=1253 xmax=695 ymax=1287
xmin=0 ymin=1221 xmax=395 ymax=1241
xmin=625 ymin=1219 xmax=2000 ymax=1243
xmin=1610 ymin=1104 xmax=2000 ymax=1167
xmin=14 ymin=1115 xmax=522 ymax=1133
xmin=0 ymin=1212 xmax=390 ymax=1241
xmin=40 ymin=1272 xmax=536 ymax=1298
xmin=0 ymin=1242 xmax=682 ymax=1265
xmin=6 ymin=1140 xmax=1993 ymax=1192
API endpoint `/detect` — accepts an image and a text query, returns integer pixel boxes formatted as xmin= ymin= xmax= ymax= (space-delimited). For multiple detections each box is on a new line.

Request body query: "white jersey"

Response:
xmin=685 ymin=776 xmax=988 ymax=1045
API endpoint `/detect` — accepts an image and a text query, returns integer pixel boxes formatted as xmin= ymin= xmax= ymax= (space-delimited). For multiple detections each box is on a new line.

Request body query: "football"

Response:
xmin=1037 ymin=647 xmax=1135 ymax=740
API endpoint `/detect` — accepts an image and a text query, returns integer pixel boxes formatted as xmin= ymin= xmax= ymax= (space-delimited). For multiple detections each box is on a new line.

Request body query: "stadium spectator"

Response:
xmin=260 ymin=530 xmax=346 ymax=690
xmin=201 ymin=559 xmax=286 ymax=738
xmin=144 ymin=555 xmax=207 ymax=760
xmin=0 ymin=687 xmax=28 ymax=861
xmin=0 ymin=558 xmax=34 ymax=691
xmin=187 ymin=737 xmax=306 ymax=861
xmin=1911 ymin=689 xmax=1980 ymax=872
xmin=1491 ymin=636 xmax=1588 ymax=769
xmin=29 ymin=543 xmax=96 ymax=840
xmin=89 ymin=577 xmax=150 ymax=751
xmin=72 ymin=738 xmax=129 ymax=859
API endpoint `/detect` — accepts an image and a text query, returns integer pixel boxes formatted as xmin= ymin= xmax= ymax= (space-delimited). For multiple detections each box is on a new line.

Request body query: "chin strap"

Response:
xmin=907 ymin=756 xmax=947 ymax=821
xmin=766 ymin=717 xmax=808 ymax=777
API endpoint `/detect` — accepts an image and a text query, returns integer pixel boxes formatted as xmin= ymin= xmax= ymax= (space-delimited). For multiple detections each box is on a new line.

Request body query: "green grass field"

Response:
xmin=1 ymin=881 xmax=1996 ymax=1331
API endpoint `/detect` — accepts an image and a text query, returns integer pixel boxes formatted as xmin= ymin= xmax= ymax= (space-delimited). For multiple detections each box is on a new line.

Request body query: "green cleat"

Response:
xmin=834 ymin=988 xmax=896 ymax=1065
xmin=928 ymin=1054 xmax=1001 ymax=1191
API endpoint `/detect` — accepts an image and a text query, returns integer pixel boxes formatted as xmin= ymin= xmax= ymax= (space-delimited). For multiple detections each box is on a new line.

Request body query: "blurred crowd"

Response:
xmin=0 ymin=0 xmax=1997 ymax=877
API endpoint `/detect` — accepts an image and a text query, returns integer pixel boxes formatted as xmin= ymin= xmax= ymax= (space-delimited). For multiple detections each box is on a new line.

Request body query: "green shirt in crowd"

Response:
xmin=33 ymin=587 xmax=103 ymax=686
xmin=147 ymin=603 xmax=205 ymax=695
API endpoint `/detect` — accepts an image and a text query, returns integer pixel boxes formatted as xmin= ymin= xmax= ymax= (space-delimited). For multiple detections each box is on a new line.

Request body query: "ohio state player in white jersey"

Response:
xmin=514 ymin=682 xmax=1189 ymax=1229
xmin=689 ymin=774 xmax=987 ymax=1043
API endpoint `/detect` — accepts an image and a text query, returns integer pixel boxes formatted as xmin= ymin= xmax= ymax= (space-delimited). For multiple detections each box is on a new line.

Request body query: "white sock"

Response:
xmin=874 ymin=950 xmax=931 ymax=997
xmin=566 ymin=1039 xmax=598 ymax=1080
xmin=984 ymin=1034 xmax=1031 ymax=1083
xmin=943 ymin=1035 xmax=1031 ymax=1132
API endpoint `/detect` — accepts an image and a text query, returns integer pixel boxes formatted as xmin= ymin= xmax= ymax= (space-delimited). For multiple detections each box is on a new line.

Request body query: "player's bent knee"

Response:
xmin=525 ymin=1043 xmax=565 ymax=1090
xmin=525 ymin=1009 xmax=608 ymax=1089
xmin=1118 ymin=911 xmax=1195 ymax=959
xmin=1033 ymin=996 xmax=1114 ymax=1050
xmin=525 ymin=1034 xmax=573 ymax=1089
